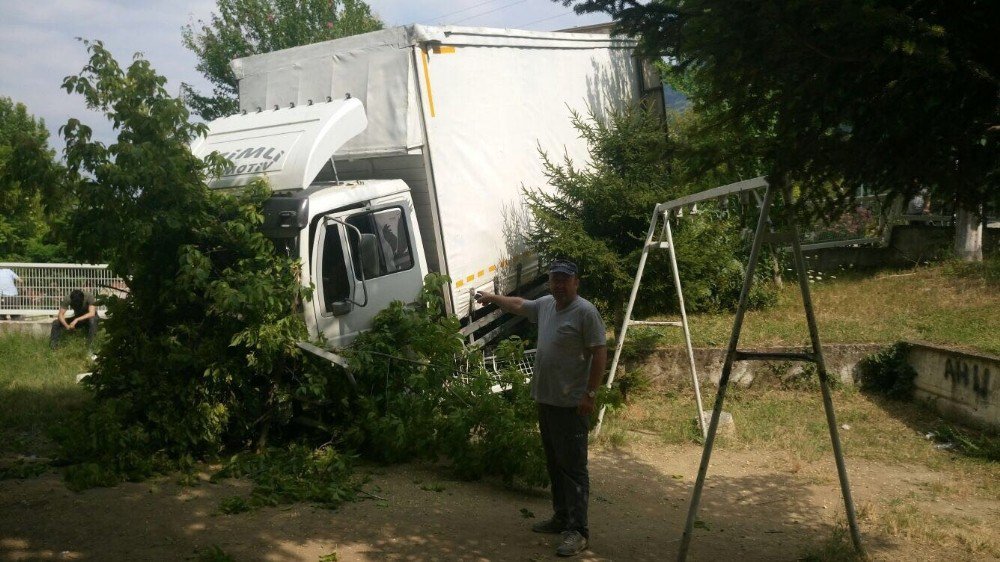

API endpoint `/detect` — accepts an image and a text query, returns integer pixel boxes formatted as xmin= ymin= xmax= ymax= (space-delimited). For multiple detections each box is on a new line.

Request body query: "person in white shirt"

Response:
xmin=0 ymin=268 xmax=21 ymax=320
xmin=0 ymin=268 xmax=19 ymax=297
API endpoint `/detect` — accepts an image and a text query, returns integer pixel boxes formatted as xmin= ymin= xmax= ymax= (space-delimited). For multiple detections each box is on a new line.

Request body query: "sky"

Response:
xmin=0 ymin=0 xmax=610 ymax=155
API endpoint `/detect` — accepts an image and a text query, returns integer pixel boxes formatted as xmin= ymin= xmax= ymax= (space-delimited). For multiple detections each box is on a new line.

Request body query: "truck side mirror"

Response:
xmin=329 ymin=301 xmax=353 ymax=316
xmin=358 ymin=233 xmax=380 ymax=279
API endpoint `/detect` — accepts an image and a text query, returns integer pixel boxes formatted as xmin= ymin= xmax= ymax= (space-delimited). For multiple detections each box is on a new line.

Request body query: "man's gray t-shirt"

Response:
xmin=523 ymin=295 xmax=607 ymax=407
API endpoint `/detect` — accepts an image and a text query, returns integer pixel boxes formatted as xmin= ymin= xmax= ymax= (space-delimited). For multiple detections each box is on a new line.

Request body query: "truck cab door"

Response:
xmin=311 ymin=202 xmax=425 ymax=347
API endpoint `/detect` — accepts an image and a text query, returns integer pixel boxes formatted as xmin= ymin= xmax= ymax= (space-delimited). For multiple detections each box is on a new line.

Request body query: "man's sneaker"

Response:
xmin=531 ymin=517 xmax=566 ymax=534
xmin=555 ymin=530 xmax=588 ymax=557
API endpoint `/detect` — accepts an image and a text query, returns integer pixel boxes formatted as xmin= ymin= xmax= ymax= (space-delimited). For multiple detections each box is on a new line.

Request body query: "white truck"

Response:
xmin=191 ymin=24 xmax=650 ymax=351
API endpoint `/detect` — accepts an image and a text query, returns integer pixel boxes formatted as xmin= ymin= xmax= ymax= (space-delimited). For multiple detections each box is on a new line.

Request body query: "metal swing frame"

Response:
xmin=598 ymin=176 xmax=864 ymax=559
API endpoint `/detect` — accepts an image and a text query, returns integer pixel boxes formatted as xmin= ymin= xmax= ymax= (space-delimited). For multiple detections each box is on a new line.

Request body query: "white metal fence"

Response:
xmin=799 ymin=194 xmax=955 ymax=251
xmin=0 ymin=263 xmax=125 ymax=317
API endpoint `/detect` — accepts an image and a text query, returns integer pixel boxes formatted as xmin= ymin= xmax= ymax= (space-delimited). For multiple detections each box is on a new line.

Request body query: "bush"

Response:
xmin=54 ymin=399 xmax=175 ymax=490
xmin=321 ymin=275 xmax=549 ymax=487
xmin=856 ymin=343 xmax=917 ymax=400
xmin=438 ymin=337 xmax=548 ymax=485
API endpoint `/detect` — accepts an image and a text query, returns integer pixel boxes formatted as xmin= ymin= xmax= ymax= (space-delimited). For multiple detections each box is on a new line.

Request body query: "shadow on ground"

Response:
xmin=0 ymin=442 xmax=903 ymax=561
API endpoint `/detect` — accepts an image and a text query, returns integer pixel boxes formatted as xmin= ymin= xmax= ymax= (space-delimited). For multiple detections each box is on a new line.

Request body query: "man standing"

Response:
xmin=50 ymin=289 xmax=98 ymax=352
xmin=477 ymin=259 xmax=607 ymax=557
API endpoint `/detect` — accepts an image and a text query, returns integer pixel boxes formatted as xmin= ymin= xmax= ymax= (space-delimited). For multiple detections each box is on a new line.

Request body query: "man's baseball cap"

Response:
xmin=549 ymin=259 xmax=578 ymax=276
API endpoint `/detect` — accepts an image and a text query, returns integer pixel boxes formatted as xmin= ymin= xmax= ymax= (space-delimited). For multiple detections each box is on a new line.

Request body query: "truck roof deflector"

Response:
xmin=191 ymin=98 xmax=368 ymax=190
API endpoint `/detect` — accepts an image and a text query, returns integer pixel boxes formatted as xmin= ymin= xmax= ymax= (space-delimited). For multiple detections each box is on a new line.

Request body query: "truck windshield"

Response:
xmin=345 ymin=208 xmax=414 ymax=279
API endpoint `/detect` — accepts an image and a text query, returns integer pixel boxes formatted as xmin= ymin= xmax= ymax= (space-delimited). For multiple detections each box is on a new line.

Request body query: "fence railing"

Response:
xmin=799 ymin=194 xmax=956 ymax=251
xmin=0 ymin=263 xmax=125 ymax=317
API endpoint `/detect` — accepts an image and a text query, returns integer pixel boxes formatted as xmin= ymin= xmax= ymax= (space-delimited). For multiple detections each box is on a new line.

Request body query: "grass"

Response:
xmin=0 ymin=332 xmax=91 ymax=460
xmin=603 ymin=384 xmax=999 ymax=493
xmin=600 ymin=383 xmax=1000 ymax=560
xmin=649 ymin=260 xmax=1000 ymax=355
xmin=857 ymin=499 xmax=1000 ymax=559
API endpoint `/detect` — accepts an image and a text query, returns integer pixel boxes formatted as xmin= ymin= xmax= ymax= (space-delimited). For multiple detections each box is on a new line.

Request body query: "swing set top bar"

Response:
xmin=656 ymin=176 xmax=768 ymax=214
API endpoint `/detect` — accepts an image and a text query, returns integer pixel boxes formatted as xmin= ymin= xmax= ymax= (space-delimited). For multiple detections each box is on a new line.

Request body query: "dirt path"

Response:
xmin=1 ymin=438 xmax=996 ymax=561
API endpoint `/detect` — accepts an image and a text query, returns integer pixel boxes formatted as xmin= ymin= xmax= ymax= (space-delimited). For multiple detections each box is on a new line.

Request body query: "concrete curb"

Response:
xmin=632 ymin=343 xmax=884 ymax=388
xmin=634 ymin=341 xmax=998 ymax=431
xmin=0 ymin=319 xmax=53 ymax=338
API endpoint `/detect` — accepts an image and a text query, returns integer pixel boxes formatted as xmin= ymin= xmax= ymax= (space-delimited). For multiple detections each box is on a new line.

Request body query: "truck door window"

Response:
xmin=345 ymin=208 xmax=414 ymax=278
xmin=321 ymin=224 xmax=350 ymax=310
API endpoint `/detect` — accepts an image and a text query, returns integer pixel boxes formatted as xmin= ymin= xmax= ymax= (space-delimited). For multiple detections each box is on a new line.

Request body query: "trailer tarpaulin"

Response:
xmin=414 ymin=28 xmax=638 ymax=317
xmin=232 ymin=27 xmax=424 ymax=158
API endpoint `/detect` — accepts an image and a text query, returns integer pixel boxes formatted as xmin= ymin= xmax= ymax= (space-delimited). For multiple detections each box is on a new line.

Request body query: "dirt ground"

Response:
xmin=2 ymin=434 xmax=996 ymax=562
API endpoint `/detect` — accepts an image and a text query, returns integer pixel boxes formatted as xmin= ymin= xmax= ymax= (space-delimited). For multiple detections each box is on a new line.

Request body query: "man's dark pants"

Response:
xmin=538 ymin=403 xmax=590 ymax=539
xmin=50 ymin=317 xmax=98 ymax=350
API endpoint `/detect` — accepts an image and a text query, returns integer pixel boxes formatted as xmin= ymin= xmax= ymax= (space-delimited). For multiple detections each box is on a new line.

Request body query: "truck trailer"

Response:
xmin=190 ymin=24 xmax=647 ymax=350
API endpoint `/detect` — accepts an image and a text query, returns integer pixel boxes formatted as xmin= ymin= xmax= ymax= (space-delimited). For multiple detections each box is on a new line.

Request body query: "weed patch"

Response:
xmin=929 ymin=424 xmax=1000 ymax=462
xmin=799 ymin=524 xmax=864 ymax=561
xmin=194 ymin=545 xmax=235 ymax=562
xmin=942 ymin=256 xmax=1000 ymax=285
xmin=856 ymin=343 xmax=917 ymax=400
xmin=859 ymin=500 xmax=1000 ymax=558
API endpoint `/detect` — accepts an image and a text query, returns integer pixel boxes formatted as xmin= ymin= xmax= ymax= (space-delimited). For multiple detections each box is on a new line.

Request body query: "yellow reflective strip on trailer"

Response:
xmin=421 ymin=48 xmax=436 ymax=118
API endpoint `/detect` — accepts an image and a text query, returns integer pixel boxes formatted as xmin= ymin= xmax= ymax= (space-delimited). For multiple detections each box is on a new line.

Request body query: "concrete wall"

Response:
xmin=634 ymin=344 xmax=883 ymax=388
xmin=803 ymin=224 xmax=999 ymax=271
xmin=635 ymin=342 xmax=999 ymax=432
xmin=907 ymin=342 xmax=999 ymax=431
xmin=0 ymin=319 xmax=52 ymax=338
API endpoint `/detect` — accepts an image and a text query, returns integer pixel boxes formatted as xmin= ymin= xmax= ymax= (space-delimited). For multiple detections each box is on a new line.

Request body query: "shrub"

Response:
xmin=856 ymin=343 xmax=917 ymax=400
xmin=323 ymin=275 xmax=549 ymax=487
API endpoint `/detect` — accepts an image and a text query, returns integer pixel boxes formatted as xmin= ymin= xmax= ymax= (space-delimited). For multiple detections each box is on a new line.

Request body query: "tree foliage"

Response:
xmin=525 ymin=105 xmax=775 ymax=334
xmin=182 ymin=0 xmax=383 ymax=120
xmin=658 ymin=65 xmax=769 ymax=195
xmin=0 ymin=98 xmax=69 ymax=261
xmin=58 ymin=41 xmax=310 ymax=474
xmin=304 ymin=274 xmax=549 ymax=487
xmin=561 ymin=0 xmax=999 ymax=217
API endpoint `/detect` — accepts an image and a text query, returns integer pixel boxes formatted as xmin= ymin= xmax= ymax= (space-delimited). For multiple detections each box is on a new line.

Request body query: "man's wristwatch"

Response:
xmin=586 ymin=389 xmax=597 ymax=398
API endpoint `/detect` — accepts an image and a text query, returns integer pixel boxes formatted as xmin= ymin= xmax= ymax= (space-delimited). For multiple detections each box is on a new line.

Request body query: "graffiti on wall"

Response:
xmin=943 ymin=358 xmax=992 ymax=400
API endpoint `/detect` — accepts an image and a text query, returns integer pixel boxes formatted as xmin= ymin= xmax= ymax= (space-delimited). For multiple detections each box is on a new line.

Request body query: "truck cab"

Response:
xmin=291 ymin=180 xmax=427 ymax=347
xmin=191 ymin=98 xmax=428 ymax=347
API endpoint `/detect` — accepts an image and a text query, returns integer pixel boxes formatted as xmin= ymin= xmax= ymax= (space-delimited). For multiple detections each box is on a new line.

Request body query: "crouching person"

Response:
xmin=50 ymin=289 xmax=98 ymax=352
